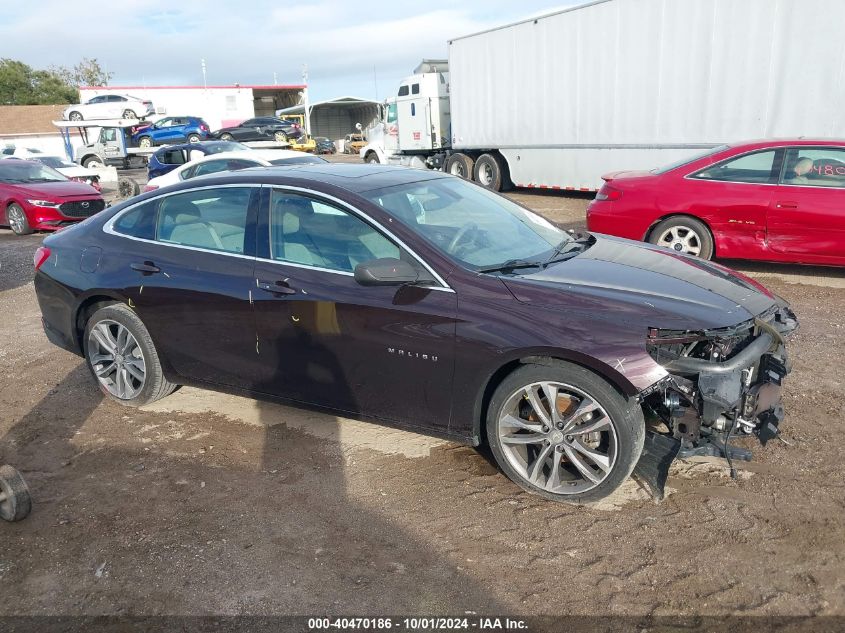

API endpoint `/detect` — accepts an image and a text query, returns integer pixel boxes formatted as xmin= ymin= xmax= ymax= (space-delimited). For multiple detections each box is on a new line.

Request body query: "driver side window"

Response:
xmin=269 ymin=191 xmax=416 ymax=274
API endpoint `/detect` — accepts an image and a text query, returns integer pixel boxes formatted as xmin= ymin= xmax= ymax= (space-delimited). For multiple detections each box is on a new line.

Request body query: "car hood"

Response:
xmin=501 ymin=234 xmax=777 ymax=330
xmin=10 ymin=180 xmax=101 ymax=198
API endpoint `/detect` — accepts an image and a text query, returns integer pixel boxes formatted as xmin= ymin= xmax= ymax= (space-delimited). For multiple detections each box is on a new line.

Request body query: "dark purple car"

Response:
xmin=33 ymin=164 xmax=797 ymax=502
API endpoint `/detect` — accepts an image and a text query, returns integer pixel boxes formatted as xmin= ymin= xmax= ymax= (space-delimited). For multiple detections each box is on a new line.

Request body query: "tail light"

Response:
xmin=200 ymin=124 xmax=209 ymax=131
xmin=34 ymin=246 xmax=51 ymax=270
xmin=143 ymin=184 xmax=158 ymax=192
xmin=595 ymin=184 xmax=623 ymax=201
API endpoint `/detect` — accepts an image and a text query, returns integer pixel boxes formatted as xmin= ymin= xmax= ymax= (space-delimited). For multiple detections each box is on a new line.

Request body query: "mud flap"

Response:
xmin=633 ymin=432 xmax=680 ymax=502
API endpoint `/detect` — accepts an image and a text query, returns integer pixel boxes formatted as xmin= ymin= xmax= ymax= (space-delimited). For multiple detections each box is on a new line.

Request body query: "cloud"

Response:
xmin=0 ymin=0 xmax=579 ymax=101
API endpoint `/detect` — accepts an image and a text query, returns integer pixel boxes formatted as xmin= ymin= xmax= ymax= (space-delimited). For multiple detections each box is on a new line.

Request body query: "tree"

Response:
xmin=0 ymin=59 xmax=76 ymax=105
xmin=53 ymin=57 xmax=113 ymax=88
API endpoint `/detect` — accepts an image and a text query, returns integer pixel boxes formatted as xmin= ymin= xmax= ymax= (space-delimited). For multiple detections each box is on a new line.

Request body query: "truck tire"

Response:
xmin=83 ymin=156 xmax=104 ymax=169
xmin=446 ymin=153 xmax=474 ymax=179
xmin=473 ymin=153 xmax=504 ymax=191
xmin=364 ymin=152 xmax=380 ymax=164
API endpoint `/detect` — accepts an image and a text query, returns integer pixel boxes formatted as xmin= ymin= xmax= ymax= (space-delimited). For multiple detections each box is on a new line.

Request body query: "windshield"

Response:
xmin=268 ymin=156 xmax=328 ymax=166
xmin=361 ymin=178 xmax=569 ymax=269
xmin=651 ymin=145 xmax=730 ymax=175
xmin=0 ymin=161 xmax=67 ymax=183
xmin=36 ymin=156 xmax=75 ymax=169
xmin=202 ymin=141 xmax=249 ymax=154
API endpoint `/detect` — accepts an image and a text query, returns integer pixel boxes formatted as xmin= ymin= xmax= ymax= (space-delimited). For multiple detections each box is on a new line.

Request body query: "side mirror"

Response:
xmin=354 ymin=258 xmax=418 ymax=286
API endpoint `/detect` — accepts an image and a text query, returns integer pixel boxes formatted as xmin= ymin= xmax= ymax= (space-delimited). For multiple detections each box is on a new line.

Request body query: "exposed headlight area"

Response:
xmin=636 ymin=305 xmax=798 ymax=491
xmin=26 ymin=199 xmax=61 ymax=208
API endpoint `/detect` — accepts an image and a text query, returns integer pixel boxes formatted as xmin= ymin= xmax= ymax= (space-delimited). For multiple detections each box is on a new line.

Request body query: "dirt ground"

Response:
xmin=1 ymin=159 xmax=844 ymax=625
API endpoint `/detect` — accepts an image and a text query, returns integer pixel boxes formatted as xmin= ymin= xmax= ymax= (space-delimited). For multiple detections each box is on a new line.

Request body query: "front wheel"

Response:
xmin=84 ymin=304 xmax=176 ymax=407
xmin=68 ymin=111 xmax=83 ymax=122
xmin=220 ymin=133 xmax=234 ymax=141
xmin=137 ymin=136 xmax=152 ymax=148
xmin=648 ymin=216 xmax=714 ymax=260
xmin=6 ymin=203 xmax=33 ymax=235
xmin=365 ymin=152 xmax=379 ymax=164
xmin=486 ymin=361 xmax=644 ymax=503
xmin=122 ymin=109 xmax=137 ymax=119
xmin=83 ymin=156 xmax=104 ymax=169
xmin=274 ymin=131 xmax=288 ymax=142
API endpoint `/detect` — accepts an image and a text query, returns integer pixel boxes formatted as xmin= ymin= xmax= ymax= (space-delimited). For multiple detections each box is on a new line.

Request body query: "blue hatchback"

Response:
xmin=146 ymin=140 xmax=250 ymax=179
xmin=132 ymin=116 xmax=211 ymax=148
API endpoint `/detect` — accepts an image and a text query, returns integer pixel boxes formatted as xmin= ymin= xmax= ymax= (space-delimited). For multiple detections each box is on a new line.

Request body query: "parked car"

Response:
xmin=313 ymin=137 xmax=336 ymax=154
xmin=210 ymin=117 xmax=302 ymax=143
xmin=33 ymin=165 xmax=796 ymax=503
xmin=144 ymin=150 xmax=327 ymax=190
xmin=1 ymin=150 xmax=102 ymax=190
xmin=63 ymin=94 xmax=154 ymax=121
xmin=147 ymin=141 xmax=251 ymax=179
xmin=344 ymin=133 xmax=367 ymax=154
xmin=131 ymin=117 xmax=211 ymax=148
xmin=0 ymin=160 xmax=105 ymax=235
xmin=587 ymin=139 xmax=845 ymax=267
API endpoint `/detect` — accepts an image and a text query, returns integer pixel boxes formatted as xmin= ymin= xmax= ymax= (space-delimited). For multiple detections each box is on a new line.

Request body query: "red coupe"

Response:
xmin=0 ymin=160 xmax=105 ymax=236
xmin=586 ymin=139 xmax=845 ymax=266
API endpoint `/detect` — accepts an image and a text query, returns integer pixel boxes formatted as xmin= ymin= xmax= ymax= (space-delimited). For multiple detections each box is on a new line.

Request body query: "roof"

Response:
xmin=80 ymin=85 xmax=306 ymax=91
xmin=277 ymin=96 xmax=380 ymax=115
xmin=0 ymin=105 xmax=69 ymax=136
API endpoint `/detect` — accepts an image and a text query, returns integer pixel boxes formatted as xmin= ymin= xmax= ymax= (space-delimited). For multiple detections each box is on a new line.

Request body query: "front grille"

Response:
xmin=59 ymin=199 xmax=105 ymax=218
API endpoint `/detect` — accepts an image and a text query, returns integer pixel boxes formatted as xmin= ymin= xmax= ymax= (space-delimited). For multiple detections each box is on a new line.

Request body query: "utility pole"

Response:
xmin=373 ymin=65 xmax=378 ymax=101
xmin=302 ymin=64 xmax=311 ymax=137
xmin=201 ymin=58 xmax=207 ymax=89
xmin=273 ymin=71 xmax=278 ymax=85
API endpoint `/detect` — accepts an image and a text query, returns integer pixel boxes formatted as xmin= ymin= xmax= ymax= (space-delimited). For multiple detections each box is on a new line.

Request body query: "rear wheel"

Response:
xmin=649 ymin=216 xmax=714 ymax=260
xmin=68 ymin=111 xmax=83 ymax=121
xmin=486 ymin=361 xmax=644 ymax=503
xmin=446 ymin=153 xmax=474 ymax=179
xmin=137 ymin=136 xmax=152 ymax=148
xmin=84 ymin=304 xmax=176 ymax=407
xmin=187 ymin=133 xmax=201 ymax=143
xmin=6 ymin=203 xmax=33 ymax=235
xmin=220 ymin=133 xmax=234 ymax=141
xmin=473 ymin=153 xmax=505 ymax=191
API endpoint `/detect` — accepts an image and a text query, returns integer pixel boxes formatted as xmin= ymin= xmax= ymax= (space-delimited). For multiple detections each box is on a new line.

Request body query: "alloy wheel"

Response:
xmin=656 ymin=226 xmax=702 ymax=256
xmin=7 ymin=206 xmax=25 ymax=234
xmin=87 ymin=320 xmax=146 ymax=400
xmin=497 ymin=381 xmax=618 ymax=494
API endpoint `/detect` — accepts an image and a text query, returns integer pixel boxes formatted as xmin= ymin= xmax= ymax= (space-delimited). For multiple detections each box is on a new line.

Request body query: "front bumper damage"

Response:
xmin=633 ymin=304 xmax=798 ymax=499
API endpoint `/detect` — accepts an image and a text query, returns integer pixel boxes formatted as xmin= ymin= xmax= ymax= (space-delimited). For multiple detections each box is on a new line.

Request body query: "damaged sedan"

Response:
xmin=33 ymin=165 xmax=797 ymax=503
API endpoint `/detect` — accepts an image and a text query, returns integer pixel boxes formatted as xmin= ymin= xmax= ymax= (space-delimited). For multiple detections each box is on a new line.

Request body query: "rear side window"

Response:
xmin=192 ymin=159 xmax=233 ymax=178
xmin=113 ymin=200 xmax=157 ymax=240
xmin=411 ymin=83 xmax=420 ymax=95
xmin=158 ymin=149 xmax=186 ymax=165
xmin=691 ymin=150 xmax=779 ymax=184
xmin=782 ymin=147 xmax=845 ymax=188
xmin=156 ymin=187 xmax=254 ymax=254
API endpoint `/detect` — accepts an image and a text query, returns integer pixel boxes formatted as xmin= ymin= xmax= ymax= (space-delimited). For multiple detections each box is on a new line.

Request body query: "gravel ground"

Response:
xmin=0 ymin=160 xmax=843 ymax=625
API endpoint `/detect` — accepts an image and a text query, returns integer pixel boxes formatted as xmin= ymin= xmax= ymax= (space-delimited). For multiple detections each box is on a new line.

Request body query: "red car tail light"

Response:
xmin=33 ymin=246 xmax=51 ymax=270
xmin=143 ymin=184 xmax=159 ymax=192
xmin=200 ymin=124 xmax=209 ymax=131
xmin=595 ymin=184 xmax=623 ymax=201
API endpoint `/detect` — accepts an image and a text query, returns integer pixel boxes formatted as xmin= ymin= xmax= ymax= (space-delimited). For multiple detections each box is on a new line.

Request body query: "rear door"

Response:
xmin=106 ymin=185 xmax=260 ymax=388
xmin=250 ymin=187 xmax=458 ymax=431
xmin=768 ymin=146 xmax=845 ymax=263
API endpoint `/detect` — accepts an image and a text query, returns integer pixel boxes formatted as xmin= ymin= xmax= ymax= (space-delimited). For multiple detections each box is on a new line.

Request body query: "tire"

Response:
xmin=83 ymin=156 xmax=104 ymax=169
xmin=473 ymin=153 xmax=504 ymax=191
xmin=6 ymin=203 xmax=33 ymax=235
xmin=138 ymin=136 xmax=152 ymax=149
xmin=274 ymin=131 xmax=288 ymax=142
xmin=68 ymin=111 xmax=83 ymax=122
xmin=365 ymin=152 xmax=380 ymax=164
xmin=122 ymin=109 xmax=137 ymax=119
xmin=83 ymin=304 xmax=177 ymax=407
xmin=648 ymin=216 xmax=714 ymax=260
xmin=486 ymin=361 xmax=645 ymax=503
xmin=0 ymin=465 xmax=31 ymax=522
xmin=445 ymin=153 xmax=474 ymax=179
xmin=117 ymin=177 xmax=140 ymax=199
xmin=187 ymin=134 xmax=201 ymax=143
xmin=220 ymin=133 xmax=234 ymax=141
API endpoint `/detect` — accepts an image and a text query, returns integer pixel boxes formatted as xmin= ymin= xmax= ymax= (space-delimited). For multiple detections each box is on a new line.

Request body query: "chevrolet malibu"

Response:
xmin=33 ymin=165 xmax=797 ymax=502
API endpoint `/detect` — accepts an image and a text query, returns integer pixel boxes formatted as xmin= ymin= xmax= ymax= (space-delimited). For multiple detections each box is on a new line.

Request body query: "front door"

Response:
xmin=250 ymin=188 xmax=458 ymax=432
xmin=108 ymin=185 xmax=260 ymax=388
xmin=768 ymin=146 xmax=845 ymax=263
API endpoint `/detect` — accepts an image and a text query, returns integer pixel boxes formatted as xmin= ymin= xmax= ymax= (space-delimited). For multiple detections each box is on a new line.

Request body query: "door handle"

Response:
xmin=776 ymin=201 xmax=799 ymax=209
xmin=130 ymin=261 xmax=160 ymax=274
xmin=256 ymin=278 xmax=297 ymax=295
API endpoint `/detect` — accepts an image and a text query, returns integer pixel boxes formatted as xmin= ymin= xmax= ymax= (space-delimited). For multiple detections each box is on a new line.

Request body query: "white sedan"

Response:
xmin=144 ymin=150 xmax=328 ymax=191
xmin=63 ymin=94 xmax=154 ymax=121
xmin=1 ymin=150 xmax=103 ymax=190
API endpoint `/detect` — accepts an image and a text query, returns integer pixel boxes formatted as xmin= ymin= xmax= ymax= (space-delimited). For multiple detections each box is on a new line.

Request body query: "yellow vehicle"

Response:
xmin=344 ymin=133 xmax=367 ymax=154
xmin=287 ymin=135 xmax=317 ymax=152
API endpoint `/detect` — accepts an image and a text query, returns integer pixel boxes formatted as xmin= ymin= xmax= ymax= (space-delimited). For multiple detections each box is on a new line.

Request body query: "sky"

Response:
xmin=0 ymin=0 xmax=578 ymax=102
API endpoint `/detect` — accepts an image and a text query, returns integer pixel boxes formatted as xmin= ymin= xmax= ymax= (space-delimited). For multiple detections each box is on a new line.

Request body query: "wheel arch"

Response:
xmin=469 ymin=349 xmax=640 ymax=447
xmin=72 ymin=292 xmax=126 ymax=353
xmin=642 ymin=212 xmax=718 ymax=256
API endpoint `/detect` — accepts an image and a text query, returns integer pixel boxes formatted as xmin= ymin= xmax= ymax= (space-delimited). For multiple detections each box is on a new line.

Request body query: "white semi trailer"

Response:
xmin=361 ymin=0 xmax=845 ymax=191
